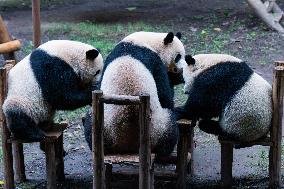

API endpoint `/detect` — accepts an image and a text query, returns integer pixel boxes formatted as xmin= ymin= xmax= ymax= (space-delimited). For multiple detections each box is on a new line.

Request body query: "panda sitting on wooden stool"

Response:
xmin=3 ymin=40 xmax=103 ymax=142
xmin=83 ymin=31 xmax=186 ymax=157
xmin=175 ymin=54 xmax=272 ymax=142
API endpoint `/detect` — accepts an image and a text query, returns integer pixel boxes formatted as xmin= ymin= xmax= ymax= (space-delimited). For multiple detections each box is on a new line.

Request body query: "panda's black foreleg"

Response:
xmin=5 ymin=110 xmax=46 ymax=142
xmin=55 ymin=89 xmax=92 ymax=110
xmin=198 ymin=119 xmax=224 ymax=136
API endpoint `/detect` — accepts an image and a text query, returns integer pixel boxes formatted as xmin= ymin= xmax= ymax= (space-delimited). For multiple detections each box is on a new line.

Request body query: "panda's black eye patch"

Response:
xmin=175 ymin=54 xmax=181 ymax=63
xmin=95 ymin=70 xmax=101 ymax=76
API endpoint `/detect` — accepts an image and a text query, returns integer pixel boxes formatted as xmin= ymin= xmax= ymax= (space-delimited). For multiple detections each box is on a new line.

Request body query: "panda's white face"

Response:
xmin=181 ymin=54 xmax=243 ymax=93
xmin=88 ymin=52 xmax=104 ymax=86
xmin=122 ymin=32 xmax=186 ymax=72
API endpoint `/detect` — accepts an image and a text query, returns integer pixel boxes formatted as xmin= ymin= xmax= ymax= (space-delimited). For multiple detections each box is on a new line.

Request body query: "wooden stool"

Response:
xmin=219 ymin=61 xmax=284 ymax=188
xmin=91 ymin=90 xmax=193 ymax=189
xmin=0 ymin=64 xmax=67 ymax=189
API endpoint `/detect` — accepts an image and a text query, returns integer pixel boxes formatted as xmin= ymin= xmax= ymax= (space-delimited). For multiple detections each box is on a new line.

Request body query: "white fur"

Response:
xmin=181 ymin=53 xmax=272 ymax=142
xmin=183 ymin=54 xmax=243 ymax=93
xmin=3 ymin=55 xmax=52 ymax=124
xmin=122 ymin=32 xmax=185 ymax=67
xmin=38 ymin=40 xmax=103 ymax=85
xmin=101 ymin=56 xmax=172 ymax=150
xmin=220 ymin=73 xmax=272 ymax=141
xmin=3 ymin=40 xmax=103 ymax=124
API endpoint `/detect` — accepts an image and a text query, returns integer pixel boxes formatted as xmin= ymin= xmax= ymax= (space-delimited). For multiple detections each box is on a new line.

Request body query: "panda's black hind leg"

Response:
xmin=198 ymin=119 xmax=225 ymax=136
xmin=5 ymin=110 xmax=46 ymax=142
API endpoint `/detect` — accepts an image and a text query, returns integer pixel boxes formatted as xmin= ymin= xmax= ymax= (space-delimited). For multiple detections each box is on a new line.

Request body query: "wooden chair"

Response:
xmin=219 ymin=61 xmax=284 ymax=188
xmin=91 ymin=90 xmax=193 ymax=189
xmin=0 ymin=61 xmax=68 ymax=189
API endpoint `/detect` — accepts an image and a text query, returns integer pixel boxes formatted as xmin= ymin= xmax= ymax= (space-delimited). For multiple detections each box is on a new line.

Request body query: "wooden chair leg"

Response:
xmin=2 ymin=137 xmax=14 ymax=189
xmin=221 ymin=142 xmax=233 ymax=188
xmin=13 ymin=142 xmax=26 ymax=183
xmin=105 ymin=162 xmax=113 ymax=189
xmin=176 ymin=120 xmax=192 ymax=189
xmin=45 ymin=141 xmax=57 ymax=189
xmin=55 ymin=134 xmax=65 ymax=181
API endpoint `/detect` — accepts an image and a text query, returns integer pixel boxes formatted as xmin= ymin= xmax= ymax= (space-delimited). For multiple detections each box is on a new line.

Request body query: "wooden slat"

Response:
xmin=7 ymin=123 xmax=67 ymax=143
xmin=93 ymin=90 xmax=105 ymax=189
xmin=45 ymin=142 xmax=56 ymax=189
xmin=269 ymin=65 xmax=284 ymax=187
xmin=139 ymin=95 xmax=151 ymax=189
xmin=219 ymin=136 xmax=272 ymax=147
xmin=176 ymin=120 xmax=192 ymax=189
xmin=0 ymin=40 xmax=21 ymax=54
xmin=0 ymin=67 xmax=15 ymax=189
xmin=13 ymin=143 xmax=26 ymax=182
xmin=32 ymin=0 xmax=41 ymax=48
xmin=0 ymin=16 xmax=15 ymax=60
xmin=102 ymin=94 xmax=141 ymax=105
xmin=221 ymin=143 xmax=233 ymax=188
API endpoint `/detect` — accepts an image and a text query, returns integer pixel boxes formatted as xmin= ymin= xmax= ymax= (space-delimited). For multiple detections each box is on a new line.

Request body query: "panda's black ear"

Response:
xmin=175 ymin=32 xmax=182 ymax=40
xmin=185 ymin=55 xmax=195 ymax=65
xmin=86 ymin=49 xmax=99 ymax=60
xmin=164 ymin=32 xmax=174 ymax=45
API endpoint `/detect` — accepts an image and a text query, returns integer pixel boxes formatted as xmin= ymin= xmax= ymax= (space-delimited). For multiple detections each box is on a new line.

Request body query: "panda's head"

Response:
xmin=122 ymin=31 xmax=186 ymax=73
xmin=84 ymin=48 xmax=104 ymax=86
xmin=38 ymin=40 xmax=104 ymax=88
xmin=182 ymin=54 xmax=243 ymax=93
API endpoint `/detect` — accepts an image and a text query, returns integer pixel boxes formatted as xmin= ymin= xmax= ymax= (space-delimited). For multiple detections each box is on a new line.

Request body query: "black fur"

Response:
xmin=86 ymin=49 xmax=99 ymax=60
xmin=175 ymin=61 xmax=253 ymax=120
xmin=175 ymin=32 xmax=182 ymax=39
xmin=5 ymin=109 xmax=46 ymax=142
xmin=167 ymin=71 xmax=184 ymax=88
xmin=185 ymin=55 xmax=195 ymax=65
xmin=175 ymin=54 xmax=181 ymax=63
xmin=153 ymin=113 xmax=178 ymax=156
xmin=102 ymin=42 xmax=174 ymax=109
xmin=164 ymin=32 xmax=174 ymax=45
xmin=30 ymin=49 xmax=92 ymax=110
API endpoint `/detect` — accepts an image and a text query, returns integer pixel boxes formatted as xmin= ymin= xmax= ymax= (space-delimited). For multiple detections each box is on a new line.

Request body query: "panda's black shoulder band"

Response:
xmin=185 ymin=55 xmax=195 ymax=65
xmin=164 ymin=32 xmax=174 ymax=45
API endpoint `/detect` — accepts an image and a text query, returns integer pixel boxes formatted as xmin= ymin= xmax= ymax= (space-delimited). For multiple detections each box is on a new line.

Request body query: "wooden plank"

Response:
xmin=139 ymin=95 xmax=151 ymax=189
xmin=0 ymin=16 xmax=15 ymax=60
xmin=0 ymin=67 xmax=15 ymax=189
xmin=93 ymin=90 xmax=105 ymax=189
xmin=102 ymin=94 xmax=141 ymax=105
xmin=13 ymin=143 xmax=26 ymax=182
xmin=32 ymin=0 xmax=41 ymax=48
xmin=55 ymin=134 xmax=65 ymax=181
xmin=176 ymin=120 xmax=192 ymax=189
xmin=221 ymin=143 xmax=233 ymax=188
xmin=0 ymin=40 xmax=21 ymax=54
xmin=45 ymin=142 xmax=57 ymax=189
xmin=218 ymin=136 xmax=272 ymax=147
xmin=269 ymin=65 xmax=284 ymax=187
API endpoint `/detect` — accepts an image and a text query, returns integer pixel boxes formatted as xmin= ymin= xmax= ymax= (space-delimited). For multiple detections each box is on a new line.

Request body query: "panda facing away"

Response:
xmin=175 ymin=54 xmax=272 ymax=142
xmin=3 ymin=40 xmax=103 ymax=142
xmin=83 ymin=31 xmax=186 ymax=156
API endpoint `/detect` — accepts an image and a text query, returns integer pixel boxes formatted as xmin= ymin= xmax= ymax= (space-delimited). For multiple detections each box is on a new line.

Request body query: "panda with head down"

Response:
xmin=83 ymin=31 xmax=186 ymax=157
xmin=3 ymin=40 xmax=103 ymax=142
xmin=175 ymin=53 xmax=272 ymax=142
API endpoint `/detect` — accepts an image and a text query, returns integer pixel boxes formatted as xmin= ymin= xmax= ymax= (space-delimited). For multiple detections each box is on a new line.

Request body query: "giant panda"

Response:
xmin=3 ymin=40 xmax=103 ymax=142
xmin=83 ymin=31 xmax=186 ymax=156
xmin=175 ymin=54 xmax=272 ymax=142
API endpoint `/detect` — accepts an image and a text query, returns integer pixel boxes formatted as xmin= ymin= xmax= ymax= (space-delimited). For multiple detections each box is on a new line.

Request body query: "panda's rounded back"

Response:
xmin=100 ymin=55 xmax=173 ymax=153
xmin=220 ymin=72 xmax=272 ymax=142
